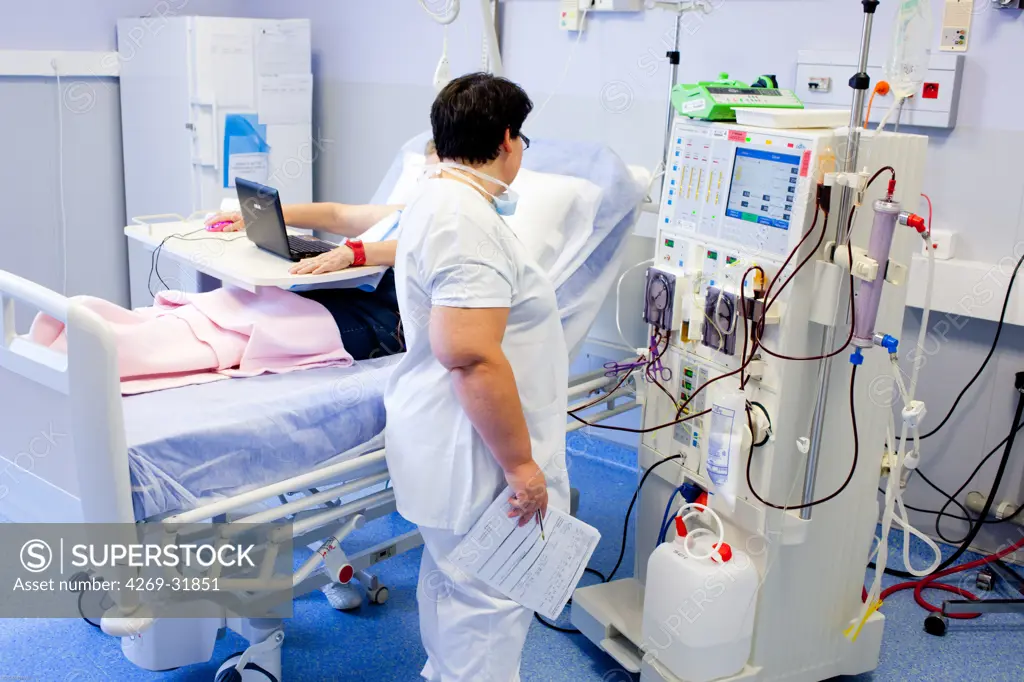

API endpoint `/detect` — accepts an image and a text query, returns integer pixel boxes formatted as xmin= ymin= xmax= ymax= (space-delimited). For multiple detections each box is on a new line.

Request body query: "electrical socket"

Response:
xmin=582 ymin=0 xmax=645 ymax=11
xmin=922 ymin=229 xmax=957 ymax=260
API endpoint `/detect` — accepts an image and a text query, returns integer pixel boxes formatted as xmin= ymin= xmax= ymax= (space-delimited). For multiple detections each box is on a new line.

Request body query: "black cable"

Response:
xmin=78 ymin=590 xmax=102 ymax=629
xmin=889 ymin=424 xmax=1024 ymax=530
xmin=878 ymin=485 xmax=970 ymax=523
xmin=882 ymin=421 xmax=1024 ymax=533
xmin=534 ymin=614 xmax=581 ymax=633
xmin=147 ymin=228 xmax=245 ymax=298
xmin=871 ymin=413 xmax=1024 ymax=576
xmin=532 ymin=568 xmax=608 ymax=633
xmin=902 ymin=250 xmax=1024 ymax=441
xmin=569 ymin=408 xmax=710 ymax=435
xmin=916 ymin=470 xmax=975 ymax=544
xmin=867 ymin=561 xmax=916 ymax=580
xmin=930 ymin=420 xmax=1024 ymax=536
xmin=933 ymin=375 xmax=1024 ymax=574
xmin=606 ymin=455 xmax=682 ymax=583
xmin=913 ymin=428 xmax=1024 ymax=540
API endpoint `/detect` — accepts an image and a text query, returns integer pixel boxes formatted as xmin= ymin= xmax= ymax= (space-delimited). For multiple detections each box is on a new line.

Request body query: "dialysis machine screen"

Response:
xmin=724 ymin=148 xmax=802 ymax=231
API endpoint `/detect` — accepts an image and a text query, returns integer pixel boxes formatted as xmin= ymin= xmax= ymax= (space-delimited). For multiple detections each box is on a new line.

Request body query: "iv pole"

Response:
xmin=800 ymin=0 xmax=880 ymax=519
xmin=656 ymin=1 xmax=713 ymax=180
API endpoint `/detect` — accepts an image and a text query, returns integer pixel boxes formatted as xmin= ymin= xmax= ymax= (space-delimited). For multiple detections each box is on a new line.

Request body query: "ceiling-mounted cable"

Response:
xmin=434 ymin=26 xmax=452 ymax=91
xmin=423 ymin=0 xmax=503 ymax=83
xmin=52 ymin=58 xmax=69 ymax=296
xmin=419 ymin=0 xmax=461 ymax=24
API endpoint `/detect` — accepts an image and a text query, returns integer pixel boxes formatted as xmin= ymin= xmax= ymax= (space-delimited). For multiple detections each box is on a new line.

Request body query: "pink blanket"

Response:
xmin=29 ymin=287 xmax=353 ymax=395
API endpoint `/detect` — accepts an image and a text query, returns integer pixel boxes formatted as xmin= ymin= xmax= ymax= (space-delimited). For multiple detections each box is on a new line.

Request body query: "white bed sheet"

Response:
xmin=125 ymin=355 xmax=400 ymax=520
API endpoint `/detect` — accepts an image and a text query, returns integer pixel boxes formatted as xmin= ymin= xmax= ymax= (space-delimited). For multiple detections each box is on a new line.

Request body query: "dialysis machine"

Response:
xmin=572 ymin=117 xmax=927 ymax=681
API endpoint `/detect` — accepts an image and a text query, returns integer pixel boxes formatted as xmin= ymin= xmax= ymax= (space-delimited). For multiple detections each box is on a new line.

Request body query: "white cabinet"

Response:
xmin=118 ymin=16 xmax=313 ymax=307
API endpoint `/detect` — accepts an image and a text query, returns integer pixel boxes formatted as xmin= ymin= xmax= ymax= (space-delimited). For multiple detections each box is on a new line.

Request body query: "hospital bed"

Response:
xmin=0 ymin=136 xmax=646 ymax=680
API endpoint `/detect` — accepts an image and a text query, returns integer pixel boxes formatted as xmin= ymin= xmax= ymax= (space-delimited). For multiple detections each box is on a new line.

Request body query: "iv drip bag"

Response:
xmin=884 ymin=0 xmax=933 ymax=99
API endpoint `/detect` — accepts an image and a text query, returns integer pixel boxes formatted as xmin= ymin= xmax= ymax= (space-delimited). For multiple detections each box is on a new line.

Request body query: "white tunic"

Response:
xmin=384 ymin=177 xmax=570 ymax=534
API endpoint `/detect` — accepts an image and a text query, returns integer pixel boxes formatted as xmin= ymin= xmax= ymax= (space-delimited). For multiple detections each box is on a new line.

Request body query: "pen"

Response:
xmin=536 ymin=510 xmax=545 ymax=540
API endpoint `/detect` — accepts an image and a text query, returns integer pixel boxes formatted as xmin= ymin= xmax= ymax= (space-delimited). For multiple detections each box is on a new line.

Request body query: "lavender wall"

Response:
xmin=0 ymin=0 xmax=254 ymax=50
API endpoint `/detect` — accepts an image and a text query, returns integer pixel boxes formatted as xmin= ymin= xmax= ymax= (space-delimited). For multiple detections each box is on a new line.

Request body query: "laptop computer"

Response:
xmin=235 ymin=178 xmax=335 ymax=262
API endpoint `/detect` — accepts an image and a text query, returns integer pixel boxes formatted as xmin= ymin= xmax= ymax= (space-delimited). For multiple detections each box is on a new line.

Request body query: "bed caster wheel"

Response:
xmin=924 ymin=613 xmax=948 ymax=637
xmin=215 ymin=653 xmax=279 ymax=682
xmin=368 ymin=586 xmax=390 ymax=605
xmin=976 ymin=568 xmax=997 ymax=591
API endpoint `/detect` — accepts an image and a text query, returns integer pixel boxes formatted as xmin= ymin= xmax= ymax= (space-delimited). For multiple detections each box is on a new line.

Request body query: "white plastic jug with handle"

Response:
xmin=641 ymin=504 xmax=760 ymax=682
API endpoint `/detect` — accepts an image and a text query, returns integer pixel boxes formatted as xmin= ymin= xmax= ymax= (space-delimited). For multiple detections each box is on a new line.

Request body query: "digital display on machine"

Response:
xmin=706 ymin=87 xmax=782 ymax=97
xmin=725 ymin=148 xmax=802 ymax=230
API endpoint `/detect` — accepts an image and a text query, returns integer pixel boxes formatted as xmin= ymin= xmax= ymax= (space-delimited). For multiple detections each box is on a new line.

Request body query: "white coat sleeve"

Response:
xmin=425 ymin=206 xmax=515 ymax=309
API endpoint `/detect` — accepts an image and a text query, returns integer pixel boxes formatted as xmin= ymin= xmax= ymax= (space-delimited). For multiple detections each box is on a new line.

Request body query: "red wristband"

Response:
xmin=347 ymin=240 xmax=366 ymax=267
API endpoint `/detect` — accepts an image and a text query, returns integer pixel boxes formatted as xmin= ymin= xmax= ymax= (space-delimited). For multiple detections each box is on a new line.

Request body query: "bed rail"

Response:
xmin=0 ymin=270 xmax=71 ymax=393
xmin=0 ymin=269 xmax=135 ymax=524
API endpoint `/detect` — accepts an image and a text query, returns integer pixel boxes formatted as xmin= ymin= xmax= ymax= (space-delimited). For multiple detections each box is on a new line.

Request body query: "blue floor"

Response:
xmin=1 ymin=433 xmax=1023 ymax=681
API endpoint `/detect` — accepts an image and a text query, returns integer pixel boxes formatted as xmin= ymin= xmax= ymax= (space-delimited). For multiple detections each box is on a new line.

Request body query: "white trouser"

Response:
xmin=418 ymin=483 xmax=570 ymax=682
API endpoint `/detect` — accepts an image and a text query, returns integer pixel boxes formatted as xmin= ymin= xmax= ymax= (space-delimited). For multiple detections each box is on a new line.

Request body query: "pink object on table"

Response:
xmin=28 ymin=286 xmax=354 ymax=395
xmin=206 ymin=220 xmax=234 ymax=232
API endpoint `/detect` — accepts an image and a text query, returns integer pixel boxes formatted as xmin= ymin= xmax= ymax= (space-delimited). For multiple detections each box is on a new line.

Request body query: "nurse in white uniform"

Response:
xmin=384 ymin=73 xmax=570 ymax=681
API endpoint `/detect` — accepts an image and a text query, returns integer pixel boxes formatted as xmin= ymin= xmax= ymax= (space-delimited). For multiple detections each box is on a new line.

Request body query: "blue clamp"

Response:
xmin=680 ymin=482 xmax=704 ymax=504
xmin=850 ymin=347 xmax=865 ymax=366
xmin=880 ymin=334 xmax=899 ymax=354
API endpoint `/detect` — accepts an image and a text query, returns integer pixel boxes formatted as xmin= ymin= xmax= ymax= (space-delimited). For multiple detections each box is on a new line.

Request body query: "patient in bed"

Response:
xmin=30 ymin=143 xmax=442 ymax=400
xmin=203 ymin=141 xmax=442 ymax=361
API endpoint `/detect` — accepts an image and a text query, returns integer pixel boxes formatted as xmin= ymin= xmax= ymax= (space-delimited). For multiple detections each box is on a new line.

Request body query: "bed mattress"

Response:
xmin=123 ymin=355 xmax=401 ymax=520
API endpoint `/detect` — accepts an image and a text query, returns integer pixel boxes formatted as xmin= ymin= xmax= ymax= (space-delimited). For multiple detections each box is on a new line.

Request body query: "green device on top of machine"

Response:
xmin=671 ymin=73 xmax=804 ymax=122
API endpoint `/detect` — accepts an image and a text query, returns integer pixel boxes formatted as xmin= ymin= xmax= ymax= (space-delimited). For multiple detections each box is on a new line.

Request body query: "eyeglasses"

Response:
xmin=520 ymin=134 xmax=531 ymax=150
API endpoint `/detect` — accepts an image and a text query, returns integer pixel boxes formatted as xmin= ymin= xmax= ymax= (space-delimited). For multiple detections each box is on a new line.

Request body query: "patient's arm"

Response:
xmin=288 ymin=203 xmax=402 ymax=238
xmin=289 ymin=240 xmax=397 ymax=275
xmin=205 ymin=203 xmax=401 ymax=238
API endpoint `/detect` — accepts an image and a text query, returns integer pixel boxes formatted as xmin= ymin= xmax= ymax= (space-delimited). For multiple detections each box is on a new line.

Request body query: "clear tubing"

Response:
xmin=853 ymin=200 xmax=901 ymax=347
xmin=858 ymin=237 xmax=940 ymax=628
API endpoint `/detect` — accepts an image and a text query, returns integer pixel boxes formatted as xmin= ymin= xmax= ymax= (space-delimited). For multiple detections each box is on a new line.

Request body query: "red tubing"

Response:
xmin=881 ymin=581 xmax=980 ymax=619
xmin=876 ymin=535 xmax=1024 ymax=619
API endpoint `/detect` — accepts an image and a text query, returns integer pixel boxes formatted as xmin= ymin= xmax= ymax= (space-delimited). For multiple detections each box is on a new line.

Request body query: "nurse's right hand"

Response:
xmin=204 ymin=211 xmax=245 ymax=232
xmin=506 ymin=461 xmax=548 ymax=526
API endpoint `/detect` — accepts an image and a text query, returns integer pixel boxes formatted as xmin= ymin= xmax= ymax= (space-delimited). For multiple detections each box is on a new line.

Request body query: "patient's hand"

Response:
xmin=290 ymin=245 xmax=355 ymax=275
xmin=204 ymin=211 xmax=245 ymax=232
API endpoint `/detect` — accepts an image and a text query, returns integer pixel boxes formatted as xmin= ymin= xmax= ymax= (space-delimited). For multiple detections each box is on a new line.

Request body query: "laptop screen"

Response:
xmin=236 ymin=178 xmax=290 ymax=259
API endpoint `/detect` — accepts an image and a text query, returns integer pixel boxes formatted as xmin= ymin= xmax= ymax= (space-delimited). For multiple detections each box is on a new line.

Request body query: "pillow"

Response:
xmin=386 ymin=157 xmax=603 ymax=287
xmin=386 ymin=152 xmax=428 ymax=205
xmin=358 ymin=210 xmax=401 ymax=243
xmin=505 ymin=168 xmax=603 ymax=288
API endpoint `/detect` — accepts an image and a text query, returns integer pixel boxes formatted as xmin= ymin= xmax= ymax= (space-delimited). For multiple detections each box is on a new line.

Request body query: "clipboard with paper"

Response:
xmin=448 ymin=487 xmax=601 ymax=620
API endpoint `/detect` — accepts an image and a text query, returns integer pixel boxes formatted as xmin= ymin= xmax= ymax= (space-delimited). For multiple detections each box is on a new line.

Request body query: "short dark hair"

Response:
xmin=430 ymin=73 xmax=533 ymax=165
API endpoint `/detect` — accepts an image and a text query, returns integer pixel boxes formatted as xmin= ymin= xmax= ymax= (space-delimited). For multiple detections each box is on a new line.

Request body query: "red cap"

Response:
xmin=712 ymin=542 xmax=733 ymax=563
xmin=696 ymin=491 xmax=709 ymax=507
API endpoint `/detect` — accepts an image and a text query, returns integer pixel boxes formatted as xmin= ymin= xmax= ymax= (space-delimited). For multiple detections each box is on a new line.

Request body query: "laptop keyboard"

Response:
xmin=288 ymin=235 xmax=334 ymax=258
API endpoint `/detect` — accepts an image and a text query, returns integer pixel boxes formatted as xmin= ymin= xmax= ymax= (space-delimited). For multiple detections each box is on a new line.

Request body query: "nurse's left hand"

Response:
xmin=506 ymin=461 xmax=548 ymax=526
xmin=290 ymin=245 xmax=355 ymax=275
